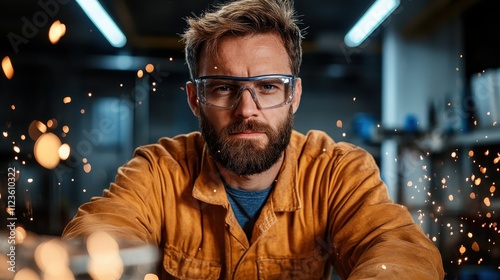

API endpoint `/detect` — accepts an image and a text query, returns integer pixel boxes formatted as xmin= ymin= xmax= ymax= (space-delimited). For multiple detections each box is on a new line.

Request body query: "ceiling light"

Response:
xmin=344 ymin=0 xmax=400 ymax=48
xmin=75 ymin=0 xmax=127 ymax=48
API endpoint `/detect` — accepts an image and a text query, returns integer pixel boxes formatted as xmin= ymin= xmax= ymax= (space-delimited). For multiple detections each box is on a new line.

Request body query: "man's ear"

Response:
xmin=292 ymin=77 xmax=302 ymax=114
xmin=186 ymin=81 xmax=200 ymax=117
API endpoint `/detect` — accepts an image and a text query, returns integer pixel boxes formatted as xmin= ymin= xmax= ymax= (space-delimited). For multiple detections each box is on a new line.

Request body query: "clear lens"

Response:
xmin=196 ymin=75 xmax=295 ymax=109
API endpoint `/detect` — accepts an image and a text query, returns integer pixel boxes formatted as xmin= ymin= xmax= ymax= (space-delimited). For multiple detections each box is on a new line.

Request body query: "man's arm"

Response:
xmin=327 ymin=146 xmax=444 ymax=279
xmin=62 ymin=147 xmax=165 ymax=245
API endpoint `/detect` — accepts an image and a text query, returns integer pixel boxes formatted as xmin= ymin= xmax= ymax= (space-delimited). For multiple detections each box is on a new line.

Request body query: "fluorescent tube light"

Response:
xmin=344 ymin=0 xmax=400 ymax=48
xmin=75 ymin=0 xmax=127 ymax=48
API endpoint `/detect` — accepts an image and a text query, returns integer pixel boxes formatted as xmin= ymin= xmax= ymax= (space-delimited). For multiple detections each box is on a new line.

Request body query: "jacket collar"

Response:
xmin=192 ymin=137 xmax=302 ymax=212
xmin=192 ymin=145 xmax=228 ymax=207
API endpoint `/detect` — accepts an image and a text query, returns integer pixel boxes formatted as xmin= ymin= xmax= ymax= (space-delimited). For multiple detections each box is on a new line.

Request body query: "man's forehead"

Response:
xmin=198 ymin=33 xmax=291 ymax=76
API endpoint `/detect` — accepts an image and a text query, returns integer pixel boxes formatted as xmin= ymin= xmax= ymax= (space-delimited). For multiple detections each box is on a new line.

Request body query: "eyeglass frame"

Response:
xmin=194 ymin=74 xmax=297 ymax=110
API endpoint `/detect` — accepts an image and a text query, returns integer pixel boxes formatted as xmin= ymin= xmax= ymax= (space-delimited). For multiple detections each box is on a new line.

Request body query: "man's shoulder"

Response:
xmin=291 ymin=130 xmax=357 ymax=153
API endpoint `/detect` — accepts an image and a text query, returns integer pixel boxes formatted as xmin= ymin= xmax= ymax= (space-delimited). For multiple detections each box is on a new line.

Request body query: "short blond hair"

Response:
xmin=181 ymin=0 xmax=303 ymax=80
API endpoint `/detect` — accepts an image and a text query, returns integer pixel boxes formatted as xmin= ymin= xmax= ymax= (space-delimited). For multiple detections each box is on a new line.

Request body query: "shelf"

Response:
xmin=448 ymin=127 xmax=500 ymax=147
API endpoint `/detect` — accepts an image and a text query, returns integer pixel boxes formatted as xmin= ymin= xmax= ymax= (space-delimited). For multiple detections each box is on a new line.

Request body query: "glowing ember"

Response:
xmin=63 ymin=96 xmax=72 ymax=104
xmin=13 ymin=146 xmax=20 ymax=153
xmin=84 ymin=163 xmax=92 ymax=173
xmin=459 ymin=245 xmax=466 ymax=254
xmin=483 ymin=197 xmax=491 ymax=207
xmin=48 ymin=20 xmax=66 ymax=44
xmin=34 ymin=132 xmax=62 ymax=169
xmin=471 ymin=242 xmax=480 ymax=252
xmin=58 ymin=143 xmax=71 ymax=160
xmin=2 ymin=56 xmax=14 ymax=79
xmin=137 ymin=69 xmax=144 ymax=78
xmin=145 ymin=63 xmax=154 ymax=73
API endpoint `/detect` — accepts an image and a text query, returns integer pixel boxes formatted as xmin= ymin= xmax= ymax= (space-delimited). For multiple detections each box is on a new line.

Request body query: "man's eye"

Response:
xmin=216 ymin=86 xmax=231 ymax=92
xmin=208 ymin=85 xmax=235 ymax=96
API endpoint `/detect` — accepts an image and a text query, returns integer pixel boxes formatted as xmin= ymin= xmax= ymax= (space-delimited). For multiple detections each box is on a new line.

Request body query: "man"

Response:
xmin=63 ymin=0 xmax=444 ymax=279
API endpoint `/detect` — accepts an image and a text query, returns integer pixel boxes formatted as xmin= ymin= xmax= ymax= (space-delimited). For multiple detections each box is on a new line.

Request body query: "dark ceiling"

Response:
xmin=0 ymin=0 xmax=376 ymax=56
xmin=0 ymin=0 xmax=498 ymax=80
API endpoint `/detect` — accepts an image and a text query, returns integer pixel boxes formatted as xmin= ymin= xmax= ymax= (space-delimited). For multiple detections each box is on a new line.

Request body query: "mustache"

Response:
xmin=226 ymin=120 xmax=271 ymax=135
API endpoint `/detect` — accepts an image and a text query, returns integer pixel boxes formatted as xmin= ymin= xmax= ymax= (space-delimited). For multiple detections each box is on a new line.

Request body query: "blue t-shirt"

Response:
xmin=224 ymin=183 xmax=273 ymax=240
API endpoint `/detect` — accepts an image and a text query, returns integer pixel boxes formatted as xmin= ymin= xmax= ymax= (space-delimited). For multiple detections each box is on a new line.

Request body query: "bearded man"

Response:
xmin=63 ymin=0 xmax=444 ymax=279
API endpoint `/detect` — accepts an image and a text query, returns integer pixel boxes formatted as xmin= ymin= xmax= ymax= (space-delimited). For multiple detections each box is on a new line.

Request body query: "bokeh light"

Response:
xmin=86 ymin=231 xmax=124 ymax=280
xmin=58 ymin=143 xmax=71 ymax=160
xmin=2 ymin=55 xmax=14 ymax=79
xmin=34 ymin=239 xmax=69 ymax=272
xmin=34 ymin=132 xmax=62 ymax=169
xmin=145 ymin=63 xmax=154 ymax=73
xmin=144 ymin=274 xmax=159 ymax=280
xmin=28 ymin=120 xmax=47 ymax=141
xmin=48 ymin=20 xmax=66 ymax=44
xmin=13 ymin=268 xmax=41 ymax=280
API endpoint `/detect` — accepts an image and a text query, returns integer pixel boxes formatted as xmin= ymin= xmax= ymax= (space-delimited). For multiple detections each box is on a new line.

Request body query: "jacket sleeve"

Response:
xmin=327 ymin=145 xmax=444 ymax=279
xmin=62 ymin=147 xmax=165 ymax=245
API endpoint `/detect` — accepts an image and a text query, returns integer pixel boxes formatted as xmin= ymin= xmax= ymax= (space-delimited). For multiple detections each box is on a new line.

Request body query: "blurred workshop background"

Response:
xmin=1 ymin=0 xmax=500 ymax=279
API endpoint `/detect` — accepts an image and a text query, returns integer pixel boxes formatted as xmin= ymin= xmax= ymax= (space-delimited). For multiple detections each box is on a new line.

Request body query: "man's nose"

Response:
xmin=234 ymin=87 xmax=259 ymax=118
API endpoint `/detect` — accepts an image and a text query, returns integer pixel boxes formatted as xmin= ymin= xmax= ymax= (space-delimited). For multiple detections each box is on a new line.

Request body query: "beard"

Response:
xmin=199 ymin=107 xmax=293 ymax=176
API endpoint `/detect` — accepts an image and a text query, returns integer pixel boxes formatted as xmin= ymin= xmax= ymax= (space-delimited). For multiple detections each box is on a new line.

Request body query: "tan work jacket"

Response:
xmin=63 ymin=130 xmax=444 ymax=279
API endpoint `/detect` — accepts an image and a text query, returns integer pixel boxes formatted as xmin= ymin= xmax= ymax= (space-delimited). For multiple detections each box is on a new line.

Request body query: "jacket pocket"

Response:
xmin=257 ymin=257 xmax=327 ymax=280
xmin=163 ymin=247 xmax=221 ymax=280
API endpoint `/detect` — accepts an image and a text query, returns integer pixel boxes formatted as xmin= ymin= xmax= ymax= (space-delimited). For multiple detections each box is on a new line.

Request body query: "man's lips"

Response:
xmin=230 ymin=130 xmax=263 ymax=134
xmin=229 ymin=130 xmax=266 ymax=138
xmin=230 ymin=130 xmax=264 ymax=135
